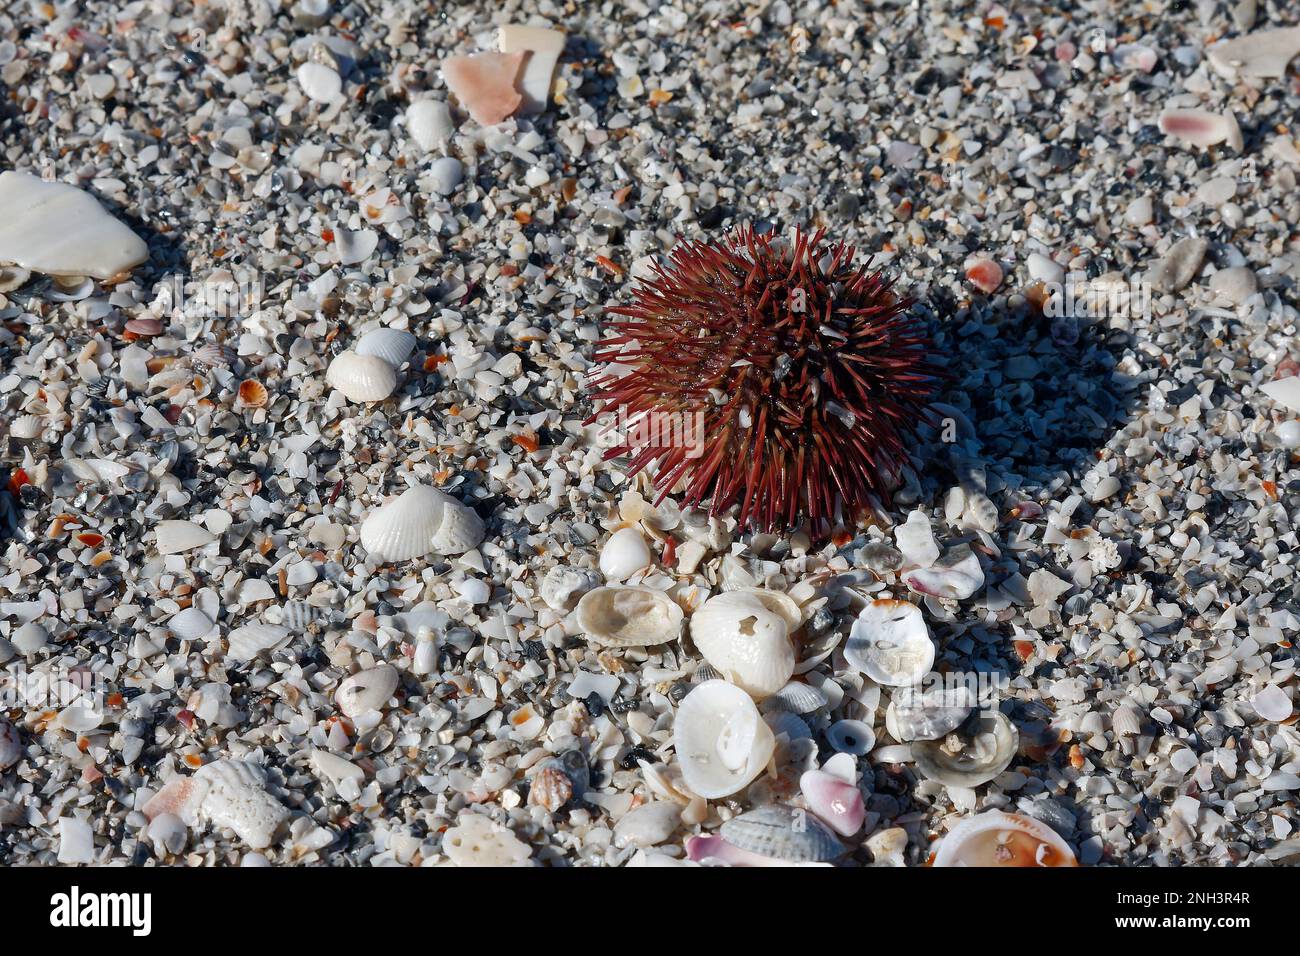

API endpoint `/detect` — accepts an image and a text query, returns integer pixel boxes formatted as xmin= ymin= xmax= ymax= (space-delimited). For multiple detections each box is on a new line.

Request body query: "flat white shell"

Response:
xmin=155 ymin=519 xmax=217 ymax=555
xmin=895 ymin=509 xmax=940 ymax=568
xmin=406 ymin=98 xmax=455 ymax=151
xmin=845 ymin=599 xmax=935 ymax=686
xmin=226 ymin=623 xmax=291 ymax=661
xmin=575 ymin=586 xmax=683 ymax=647
xmin=673 ymin=679 xmax=775 ymax=799
xmin=325 ymin=350 xmax=398 ymax=403
xmin=902 ymin=547 xmax=985 ymax=600
xmin=689 ymin=589 xmax=798 ymax=700
xmin=360 ymin=484 xmax=485 ymax=561
xmin=355 ymin=327 xmax=417 ymax=368
xmin=932 ymin=810 xmax=1077 ymax=867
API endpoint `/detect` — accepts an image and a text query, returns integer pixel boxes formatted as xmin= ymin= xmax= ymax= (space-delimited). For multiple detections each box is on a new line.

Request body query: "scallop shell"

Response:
xmin=689 ymin=589 xmax=800 ymax=700
xmin=236 ymin=379 xmax=269 ymax=409
xmin=902 ymin=546 xmax=985 ymax=600
xmin=719 ymin=805 xmax=846 ymax=863
xmin=885 ymin=683 xmax=974 ymax=742
xmin=154 ymin=519 xmax=217 ymax=555
xmin=673 ymin=679 xmax=775 ymax=799
xmin=168 ymin=606 xmax=217 ymax=641
xmin=226 ymin=623 xmax=292 ymax=662
xmin=845 ymin=599 xmax=935 ymax=686
xmin=761 ymin=680 xmax=828 ymax=715
xmin=764 ymin=710 xmax=813 ymax=741
xmin=574 ymin=585 xmax=683 ymax=647
xmin=325 ymin=349 xmax=398 ymax=403
xmin=360 ymin=484 xmax=485 ymax=561
xmin=932 ymin=810 xmax=1078 ymax=867
xmin=355 ymin=327 xmax=417 ymax=368
xmin=1112 ymin=704 xmax=1143 ymax=737
xmin=9 ymin=415 xmax=43 ymax=440
xmin=913 ymin=711 xmax=1019 ymax=788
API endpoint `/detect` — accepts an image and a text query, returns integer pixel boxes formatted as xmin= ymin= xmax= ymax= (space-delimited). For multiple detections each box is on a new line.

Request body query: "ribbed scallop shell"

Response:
xmin=689 ymin=589 xmax=799 ymax=700
xmin=1112 ymin=705 xmax=1142 ymax=737
xmin=673 ymin=679 xmax=774 ymax=799
xmin=932 ymin=811 xmax=1077 ymax=867
xmin=226 ymin=623 xmax=291 ymax=661
xmin=9 ymin=414 xmax=43 ymax=439
xmin=359 ymin=484 xmax=485 ymax=561
xmin=325 ymin=350 xmax=398 ymax=402
xmin=844 ymin=599 xmax=935 ymax=686
xmin=575 ymin=585 xmax=683 ymax=647
xmin=720 ymin=805 xmax=846 ymax=862
xmin=168 ymin=606 xmax=217 ymax=641
xmin=761 ymin=680 xmax=828 ymax=715
xmin=355 ymin=327 xmax=417 ymax=368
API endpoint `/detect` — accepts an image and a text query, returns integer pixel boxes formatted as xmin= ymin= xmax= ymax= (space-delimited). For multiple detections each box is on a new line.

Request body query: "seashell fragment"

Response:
xmin=325 ymin=350 xmax=398 ymax=403
xmin=335 ymin=664 xmax=400 ymax=717
xmin=1260 ymin=376 xmax=1300 ymax=415
xmin=146 ymin=761 xmax=289 ymax=850
xmin=1111 ymin=704 xmax=1143 ymax=737
xmin=441 ymin=52 xmax=527 ymax=126
xmin=226 ymin=623 xmax=291 ymax=661
xmin=575 ymin=585 xmax=683 ymax=647
xmin=334 ymin=226 xmax=378 ymax=265
xmin=9 ymin=414 xmax=43 ymax=440
xmin=674 ymin=680 xmax=775 ymax=799
xmin=1158 ymin=109 xmax=1242 ymax=152
xmin=913 ymin=711 xmax=1019 ymax=789
xmin=613 ymin=800 xmax=682 ymax=848
xmin=720 ymin=804 xmax=846 ymax=862
xmin=442 ymin=813 xmax=532 ymax=867
xmin=1207 ymin=26 xmax=1300 ymax=81
xmin=297 ymin=61 xmax=342 ymax=103
xmin=598 ymin=526 xmax=651 ymax=580
xmin=689 ymin=589 xmax=799 ymax=700
xmin=800 ymin=767 xmax=865 ymax=836
xmin=932 ymin=810 xmax=1077 ymax=867
xmin=539 ymin=565 xmax=601 ymax=611
xmin=0 ymin=719 xmax=21 ymax=770
xmin=827 ymin=719 xmax=875 ymax=755
xmin=360 ymin=484 xmax=485 ymax=561
xmin=762 ymin=680 xmax=828 ymax=715
xmin=902 ymin=546 xmax=985 ymax=600
xmin=355 ymin=327 xmax=417 ymax=369
xmin=845 ymin=599 xmax=935 ymax=686
xmin=1251 ymin=685 xmax=1293 ymax=723
xmin=895 ymin=509 xmax=940 ymax=568
xmin=154 ymin=519 xmax=217 ymax=555
xmin=498 ymin=24 xmax=566 ymax=114
xmin=0 ymin=264 xmax=30 ymax=292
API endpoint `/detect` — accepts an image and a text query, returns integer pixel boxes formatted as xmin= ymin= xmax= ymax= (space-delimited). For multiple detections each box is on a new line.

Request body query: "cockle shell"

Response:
xmin=154 ymin=519 xmax=217 ymax=555
xmin=913 ymin=711 xmax=1019 ymax=789
xmin=799 ymin=768 xmax=865 ymax=837
xmin=9 ymin=415 xmax=43 ymax=440
xmin=336 ymin=664 xmax=400 ymax=717
xmin=598 ymin=527 xmax=652 ymax=580
xmin=226 ymin=623 xmax=291 ymax=661
xmin=720 ymin=804 xmax=846 ymax=862
xmin=0 ymin=719 xmax=21 ymax=770
xmin=932 ymin=811 xmax=1078 ymax=867
xmin=902 ymin=546 xmax=985 ymax=600
xmin=528 ymin=751 xmax=588 ymax=811
xmin=355 ymin=327 xmax=417 ymax=368
xmin=674 ymin=679 xmax=775 ymax=799
xmin=574 ymin=585 xmax=683 ymax=647
xmin=845 ymin=599 xmax=935 ymax=686
xmin=689 ymin=589 xmax=800 ymax=700
xmin=539 ymin=565 xmax=601 ymax=611
xmin=325 ymin=349 xmax=398 ymax=403
xmin=761 ymin=680 xmax=828 ymax=715
xmin=168 ymin=606 xmax=217 ymax=641
xmin=360 ymin=484 xmax=485 ymax=561
xmin=885 ymin=683 xmax=975 ymax=742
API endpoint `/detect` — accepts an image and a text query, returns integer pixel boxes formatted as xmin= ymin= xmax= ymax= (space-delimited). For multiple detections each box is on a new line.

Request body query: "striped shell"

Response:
xmin=226 ymin=623 xmax=292 ymax=661
xmin=168 ymin=606 xmax=217 ymax=641
xmin=9 ymin=415 xmax=43 ymax=439
xmin=360 ymin=484 xmax=485 ymax=561
xmin=1112 ymin=705 xmax=1142 ymax=737
xmin=355 ymin=327 xmax=417 ymax=368
xmin=720 ymin=805 xmax=846 ymax=862
xmin=325 ymin=350 xmax=398 ymax=403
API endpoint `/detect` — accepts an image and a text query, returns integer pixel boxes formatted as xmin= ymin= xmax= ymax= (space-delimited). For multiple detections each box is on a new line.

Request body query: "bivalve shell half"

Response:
xmin=168 ymin=606 xmax=217 ymax=641
xmin=902 ymin=546 xmax=985 ymax=600
xmin=845 ymin=599 xmax=935 ymax=686
xmin=598 ymin=527 xmax=651 ymax=581
xmin=155 ymin=519 xmax=217 ymax=555
xmin=689 ymin=589 xmax=799 ymax=700
xmin=761 ymin=680 xmax=828 ymax=715
xmin=360 ymin=484 xmax=485 ymax=561
xmin=226 ymin=623 xmax=291 ymax=662
xmin=575 ymin=586 xmax=683 ymax=647
xmin=325 ymin=349 xmax=398 ymax=403
xmin=932 ymin=810 xmax=1078 ymax=867
xmin=720 ymin=804 xmax=846 ymax=862
xmin=355 ymin=327 xmax=417 ymax=369
xmin=336 ymin=664 xmax=400 ymax=718
xmin=9 ymin=414 xmax=43 ymax=440
xmin=913 ymin=711 xmax=1019 ymax=789
xmin=674 ymin=679 xmax=774 ymax=799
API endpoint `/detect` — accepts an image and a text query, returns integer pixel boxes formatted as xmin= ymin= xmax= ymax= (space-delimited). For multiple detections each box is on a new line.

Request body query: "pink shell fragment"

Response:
xmin=685 ymin=834 xmax=798 ymax=867
xmin=965 ymin=257 xmax=1003 ymax=294
xmin=442 ymin=52 xmax=527 ymax=126
xmin=142 ymin=776 xmax=197 ymax=821
xmin=1158 ymin=109 xmax=1242 ymax=152
xmin=799 ymin=768 xmax=865 ymax=837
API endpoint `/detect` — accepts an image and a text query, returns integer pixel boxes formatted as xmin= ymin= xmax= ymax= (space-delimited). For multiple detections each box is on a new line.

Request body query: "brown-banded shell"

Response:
xmin=719 ymin=804 xmax=846 ymax=862
xmin=932 ymin=810 xmax=1078 ymax=867
xmin=236 ymin=379 xmax=268 ymax=409
xmin=574 ymin=585 xmax=683 ymax=647
xmin=913 ymin=711 xmax=1018 ymax=788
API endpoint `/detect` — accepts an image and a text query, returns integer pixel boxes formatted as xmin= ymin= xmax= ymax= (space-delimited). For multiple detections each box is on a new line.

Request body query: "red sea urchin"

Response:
xmin=588 ymin=226 xmax=945 ymax=535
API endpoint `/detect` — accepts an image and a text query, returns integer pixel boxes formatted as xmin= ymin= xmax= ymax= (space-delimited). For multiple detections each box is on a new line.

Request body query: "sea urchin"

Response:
xmin=588 ymin=226 xmax=945 ymax=534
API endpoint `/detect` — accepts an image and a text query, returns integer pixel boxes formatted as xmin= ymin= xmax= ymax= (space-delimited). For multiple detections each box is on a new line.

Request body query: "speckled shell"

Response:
xmin=932 ymin=810 xmax=1078 ymax=867
xmin=575 ymin=586 xmax=683 ymax=647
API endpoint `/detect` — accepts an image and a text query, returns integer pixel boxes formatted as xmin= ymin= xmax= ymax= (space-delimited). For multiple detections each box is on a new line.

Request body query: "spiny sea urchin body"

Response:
xmin=589 ymin=226 xmax=945 ymax=534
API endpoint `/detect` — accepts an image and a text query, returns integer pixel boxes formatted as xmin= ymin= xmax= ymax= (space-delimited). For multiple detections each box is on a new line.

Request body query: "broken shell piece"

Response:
xmin=1207 ymin=26 xmax=1300 ymax=81
xmin=827 ymin=718 xmax=876 ymax=756
xmin=902 ymin=546 xmax=985 ymax=600
xmin=154 ymin=519 xmax=217 ymax=555
xmin=539 ymin=565 xmax=602 ymax=611
xmin=1158 ymin=108 xmax=1242 ymax=152
xmin=441 ymin=51 xmax=527 ymax=126
xmin=885 ymin=683 xmax=975 ymax=742
xmin=0 ymin=171 xmax=149 ymax=279
xmin=932 ymin=811 xmax=1078 ymax=867
xmin=442 ymin=813 xmax=532 ymax=867
xmin=845 ymin=599 xmax=934 ymax=686
xmin=168 ymin=606 xmax=217 ymax=641
xmin=326 ymin=350 xmax=398 ymax=403
xmin=1251 ymin=685 xmax=1293 ymax=723
xmin=406 ymin=98 xmax=455 ymax=152
xmin=913 ymin=711 xmax=1018 ymax=788
xmin=1260 ymin=376 xmax=1300 ymax=415
xmin=226 ymin=623 xmax=291 ymax=662
xmin=574 ymin=585 xmax=683 ymax=647
xmin=689 ymin=589 xmax=800 ymax=700
xmin=0 ymin=719 xmax=20 ymax=770
xmin=334 ymin=226 xmax=378 ymax=265
xmin=360 ymin=484 xmax=485 ymax=561
xmin=866 ymin=826 xmax=909 ymax=866
xmin=498 ymin=24 xmax=566 ymax=114
xmin=720 ymin=804 xmax=846 ymax=862
xmin=9 ymin=414 xmax=43 ymax=440
xmin=0 ymin=264 xmax=30 ymax=293
xmin=674 ymin=679 xmax=775 ymax=799
xmin=145 ymin=760 xmax=289 ymax=850
xmin=799 ymin=767 xmax=865 ymax=837
xmin=335 ymin=664 xmax=399 ymax=717
xmin=895 ymin=509 xmax=940 ymax=567
xmin=355 ymin=327 xmax=417 ymax=369
xmin=297 ymin=61 xmax=342 ymax=103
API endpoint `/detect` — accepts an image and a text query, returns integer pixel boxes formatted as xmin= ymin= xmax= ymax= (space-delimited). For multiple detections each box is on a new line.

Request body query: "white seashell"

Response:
xmin=963 ymin=491 xmax=999 ymax=532
xmin=191 ymin=760 xmax=290 ymax=850
xmin=1260 ymin=376 xmax=1300 ymax=415
xmin=866 ymin=827 xmax=909 ymax=867
xmin=360 ymin=484 xmax=485 ymax=561
xmin=799 ymin=767 xmax=865 ymax=836
xmin=154 ymin=519 xmax=217 ymax=555
xmin=0 ymin=719 xmax=21 ymax=770
xmin=9 ymin=414 xmax=43 ymax=439
xmin=913 ymin=711 xmax=1019 ymax=789
xmin=57 ymin=705 xmax=103 ymax=733
xmin=1158 ymin=108 xmax=1242 ymax=151
xmin=57 ymin=817 xmax=95 ymax=864
xmin=281 ymin=600 xmax=327 ymax=632
xmin=932 ymin=811 xmax=1077 ymax=867
xmin=1207 ymin=26 xmax=1300 ymax=81
xmin=895 ymin=509 xmax=940 ymax=567
xmin=498 ymin=24 xmax=566 ymax=113
xmin=355 ymin=327 xmax=417 ymax=369
xmin=226 ymin=623 xmax=291 ymax=661
xmin=539 ymin=565 xmax=601 ymax=611
xmin=761 ymin=680 xmax=828 ymax=715
xmin=764 ymin=710 xmax=813 ymax=741
xmin=63 ymin=457 xmax=130 ymax=482
xmin=826 ymin=719 xmax=875 ymax=755
xmin=168 ymin=606 xmax=216 ymax=641
xmin=146 ymin=812 xmax=188 ymax=856
xmin=442 ymin=813 xmax=532 ymax=867
xmin=885 ymin=683 xmax=974 ymax=741
xmin=598 ymin=527 xmax=651 ymax=580
xmin=11 ymin=621 xmax=48 ymax=655
xmin=720 ymin=804 xmax=846 ymax=862
xmin=689 ymin=589 xmax=799 ymax=700
xmin=902 ymin=546 xmax=985 ymax=600
xmin=1251 ymin=685 xmax=1292 ymax=723
xmin=336 ymin=664 xmax=400 ymax=717
xmin=845 ymin=599 xmax=935 ymax=686
xmin=1111 ymin=704 xmax=1143 ymax=737
xmin=326 ymin=350 xmax=398 ymax=403
xmin=297 ymin=61 xmax=342 ymax=103
xmin=613 ymin=800 xmax=682 ymax=848
xmin=574 ymin=586 xmax=683 ymax=647
xmin=429 ymin=157 xmax=464 ymax=197
xmin=406 ymin=98 xmax=455 ymax=152
xmin=0 ymin=171 xmax=148 ymax=279
xmin=0 ymin=264 xmax=30 ymax=292
xmin=674 ymin=679 xmax=775 ymax=799
xmin=334 ymin=226 xmax=378 ymax=265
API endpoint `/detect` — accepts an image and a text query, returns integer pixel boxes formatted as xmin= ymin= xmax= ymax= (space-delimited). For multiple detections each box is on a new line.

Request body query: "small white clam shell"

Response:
xmin=913 ymin=711 xmax=1019 ymax=789
xmin=226 ymin=623 xmax=291 ymax=661
xmin=168 ymin=606 xmax=217 ymax=641
xmin=845 ymin=599 xmax=935 ymax=686
xmin=355 ymin=327 xmax=417 ymax=368
xmin=932 ymin=810 xmax=1077 ymax=867
xmin=1112 ymin=704 xmax=1143 ymax=736
xmin=761 ymin=680 xmax=828 ymax=715
xmin=360 ymin=484 xmax=485 ymax=561
xmin=902 ymin=546 xmax=985 ymax=600
xmin=334 ymin=226 xmax=378 ymax=265
xmin=575 ymin=585 xmax=683 ymax=647
xmin=325 ymin=350 xmax=398 ymax=403
xmin=764 ymin=710 xmax=813 ymax=741
xmin=155 ymin=519 xmax=217 ymax=555
xmin=9 ymin=414 xmax=43 ymax=439
xmin=674 ymin=679 xmax=775 ymax=799
xmin=599 ymin=527 xmax=652 ymax=581
xmin=689 ymin=589 xmax=799 ymax=700
xmin=336 ymin=664 xmax=400 ymax=717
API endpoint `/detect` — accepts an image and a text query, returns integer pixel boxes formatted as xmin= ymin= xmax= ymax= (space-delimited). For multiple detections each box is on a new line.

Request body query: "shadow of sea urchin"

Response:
xmin=588 ymin=226 xmax=945 ymax=535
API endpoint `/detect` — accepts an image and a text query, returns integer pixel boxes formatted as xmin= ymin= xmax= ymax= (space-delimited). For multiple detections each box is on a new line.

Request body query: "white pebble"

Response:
xmin=57 ymin=817 xmax=95 ymax=864
xmin=1277 ymin=420 xmax=1300 ymax=449
xmin=1207 ymin=266 xmax=1257 ymax=305
xmin=1124 ymin=196 xmax=1153 ymax=226
xmin=894 ymin=510 xmax=939 ymax=568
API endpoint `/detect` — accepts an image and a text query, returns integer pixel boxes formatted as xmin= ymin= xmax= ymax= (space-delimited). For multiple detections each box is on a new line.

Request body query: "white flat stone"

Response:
xmin=0 ymin=171 xmax=148 ymax=279
xmin=499 ymin=24 xmax=566 ymax=114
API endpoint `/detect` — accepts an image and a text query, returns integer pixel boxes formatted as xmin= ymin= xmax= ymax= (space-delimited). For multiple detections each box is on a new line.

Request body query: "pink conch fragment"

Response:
xmin=1158 ymin=109 xmax=1242 ymax=152
xmin=799 ymin=768 xmax=865 ymax=837
xmin=442 ymin=52 xmax=527 ymax=126
xmin=686 ymin=834 xmax=800 ymax=867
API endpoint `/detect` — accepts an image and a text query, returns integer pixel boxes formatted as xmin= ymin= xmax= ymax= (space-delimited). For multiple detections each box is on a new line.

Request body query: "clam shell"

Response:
xmin=155 ymin=519 xmax=217 ymax=555
xmin=574 ymin=585 xmax=683 ymax=647
xmin=168 ymin=606 xmax=217 ymax=641
xmin=336 ymin=664 xmax=399 ymax=717
xmin=355 ymin=327 xmax=417 ymax=368
xmin=1112 ymin=704 xmax=1143 ymax=737
xmin=325 ymin=350 xmax=398 ymax=403
xmin=845 ymin=599 xmax=935 ymax=686
xmin=689 ymin=589 xmax=799 ymax=700
xmin=0 ymin=264 xmax=30 ymax=293
xmin=719 ymin=805 xmax=846 ymax=862
xmin=9 ymin=414 xmax=43 ymax=440
xmin=764 ymin=710 xmax=813 ymax=741
xmin=902 ymin=546 xmax=985 ymax=600
xmin=885 ymin=683 xmax=974 ymax=742
xmin=360 ymin=484 xmax=485 ymax=561
xmin=226 ymin=623 xmax=292 ymax=662
xmin=673 ymin=679 xmax=774 ymax=799
xmin=761 ymin=680 xmax=828 ymax=715
xmin=913 ymin=711 xmax=1019 ymax=788
xmin=932 ymin=810 xmax=1078 ymax=867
